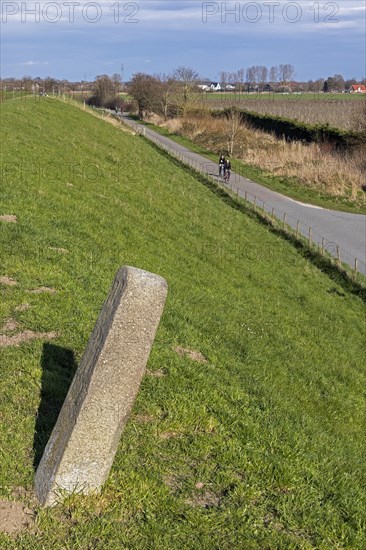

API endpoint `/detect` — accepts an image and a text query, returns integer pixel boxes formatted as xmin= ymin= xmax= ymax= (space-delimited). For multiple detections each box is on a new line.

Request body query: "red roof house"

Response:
xmin=349 ymin=84 xmax=366 ymax=93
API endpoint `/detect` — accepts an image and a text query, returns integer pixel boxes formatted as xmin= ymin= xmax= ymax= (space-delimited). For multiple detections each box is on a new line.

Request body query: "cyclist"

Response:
xmin=224 ymin=158 xmax=231 ymax=182
xmin=218 ymin=154 xmax=225 ymax=177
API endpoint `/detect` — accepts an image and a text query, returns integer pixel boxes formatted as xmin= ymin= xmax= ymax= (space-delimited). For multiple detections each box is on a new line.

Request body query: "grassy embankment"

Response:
xmin=0 ymin=97 xmax=365 ymax=549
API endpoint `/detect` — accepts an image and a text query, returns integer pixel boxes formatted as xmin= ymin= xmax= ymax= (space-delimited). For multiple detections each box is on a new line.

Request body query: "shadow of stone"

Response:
xmin=33 ymin=343 xmax=78 ymax=469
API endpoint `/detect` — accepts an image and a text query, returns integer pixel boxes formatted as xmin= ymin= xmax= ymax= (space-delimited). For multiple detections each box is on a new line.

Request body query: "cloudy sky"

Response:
xmin=1 ymin=1 xmax=365 ymax=81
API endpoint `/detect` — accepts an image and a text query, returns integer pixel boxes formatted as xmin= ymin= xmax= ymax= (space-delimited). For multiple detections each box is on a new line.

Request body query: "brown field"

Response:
xmin=202 ymin=95 xmax=366 ymax=132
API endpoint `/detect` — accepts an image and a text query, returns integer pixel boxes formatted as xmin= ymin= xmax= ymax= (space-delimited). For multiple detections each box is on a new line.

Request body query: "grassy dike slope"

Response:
xmin=0 ymin=98 xmax=365 ymax=549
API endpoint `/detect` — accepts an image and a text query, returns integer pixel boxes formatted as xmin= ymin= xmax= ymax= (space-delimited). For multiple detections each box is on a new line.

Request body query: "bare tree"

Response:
xmin=157 ymin=73 xmax=176 ymax=119
xmin=269 ymin=66 xmax=279 ymax=84
xmin=229 ymin=71 xmax=240 ymax=85
xmin=226 ymin=108 xmax=242 ymax=156
xmin=332 ymin=74 xmax=345 ymax=91
xmin=258 ymin=66 xmax=268 ymax=90
xmin=173 ymin=66 xmax=199 ymax=112
xmin=279 ymin=64 xmax=295 ymax=84
xmin=128 ymin=73 xmax=161 ymax=118
xmin=246 ymin=66 xmax=257 ymax=89
xmin=237 ymin=68 xmax=245 ymax=91
xmin=345 ymin=77 xmax=357 ymax=90
xmin=22 ymin=75 xmax=34 ymax=92
xmin=111 ymin=73 xmax=122 ymax=94
xmin=91 ymin=75 xmax=116 ymax=106
xmin=43 ymin=76 xmax=58 ymax=93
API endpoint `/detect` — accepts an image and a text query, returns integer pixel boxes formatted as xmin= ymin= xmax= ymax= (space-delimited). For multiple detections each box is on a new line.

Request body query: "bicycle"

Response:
xmin=223 ymin=169 xmax=231 ymax=183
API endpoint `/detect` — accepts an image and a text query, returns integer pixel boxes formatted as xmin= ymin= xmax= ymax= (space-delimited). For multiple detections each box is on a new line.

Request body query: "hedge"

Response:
xmin=213 ymin=108 xmax=364 ymax=151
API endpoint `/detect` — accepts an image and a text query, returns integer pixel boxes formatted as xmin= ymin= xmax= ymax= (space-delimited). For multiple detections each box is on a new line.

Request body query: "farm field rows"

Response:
xmin=203 ymin=92 xmax=365 ymax=101
xmin=0 ymin=97 xmax=365 ymax=548
xmin=199 ymin=92 xmax=366 ymax=131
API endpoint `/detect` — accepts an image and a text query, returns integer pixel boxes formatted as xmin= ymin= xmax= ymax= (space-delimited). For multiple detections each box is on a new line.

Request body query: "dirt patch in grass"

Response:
xmin=0 ymin=499 xmax=36 ymax=536
xmin=174 ymin=346 xmax=208 ymax=363
xmin=0 ymin=330 xmax=58 ymax=348
xmin=146 ymin=368 xmax=166 ymax=377
xmin=0 ymin=276 xmax=17 ymax=286
xmin=163 ymin=474 xmax=182 ymax=492
xmin=185 ymin=490 xmax=221 ymax=509
xmin=0 ymin=215 xmax=17 ymax=223
xmin=1 ymin=318 xmax=20 ymax=332
xmin=27 ymin=286 xmax=57 ymax=294
xmin=11 ymin=486 xmax=33 ymax=502
xmin=15 ymin=303 xmax=30 ymax=312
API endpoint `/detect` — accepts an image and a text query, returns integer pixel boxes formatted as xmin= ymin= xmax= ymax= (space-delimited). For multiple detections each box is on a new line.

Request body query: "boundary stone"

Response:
xmin=34 ymin=266 xmax=168 ymax=506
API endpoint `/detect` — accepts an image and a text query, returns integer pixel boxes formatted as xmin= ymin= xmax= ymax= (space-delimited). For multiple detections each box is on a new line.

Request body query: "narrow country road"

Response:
xmin=120 ymin=114 xmax=366 ymax=275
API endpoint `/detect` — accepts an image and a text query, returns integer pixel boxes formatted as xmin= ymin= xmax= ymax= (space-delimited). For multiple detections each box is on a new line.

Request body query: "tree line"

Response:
xmin=219 ymin=64 xmax=296 ymax=89
xmin=1 ymin=66 xmax=364 ymax=116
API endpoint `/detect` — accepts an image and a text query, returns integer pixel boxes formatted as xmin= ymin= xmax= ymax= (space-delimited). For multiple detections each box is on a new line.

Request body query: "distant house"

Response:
xmin=349 ymin=84 xmax=366 ymax=93
xmin=197 ymin=82 xmax=221 ymax=92
xmin=225 ymin=84 xmax=236 ymax=91
xmin=287 ymin=81 xmax=303 ymax=92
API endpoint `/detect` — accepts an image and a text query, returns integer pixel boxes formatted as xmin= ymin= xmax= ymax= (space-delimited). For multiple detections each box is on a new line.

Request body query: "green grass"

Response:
xmin=135 ymin=119 xmax=366 ymax=214
xmin=0 ymin=91 xmax=36 ymax=102
xmin=0 ymin=97 xmax=365 ymax=549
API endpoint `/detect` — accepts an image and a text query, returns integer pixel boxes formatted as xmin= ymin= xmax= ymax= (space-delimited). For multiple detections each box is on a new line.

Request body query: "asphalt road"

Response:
xmin=120 ymin=114 xmax=366 ymax=274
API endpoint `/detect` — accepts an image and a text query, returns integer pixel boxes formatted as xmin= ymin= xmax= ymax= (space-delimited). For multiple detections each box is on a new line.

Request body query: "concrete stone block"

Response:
xmin=35 ymin=266 xmax=168 ymax=506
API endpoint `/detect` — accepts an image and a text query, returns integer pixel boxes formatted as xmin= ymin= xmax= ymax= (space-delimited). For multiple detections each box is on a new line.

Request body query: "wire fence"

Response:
xmin=119 ymin=115 xmax=366 ymax=283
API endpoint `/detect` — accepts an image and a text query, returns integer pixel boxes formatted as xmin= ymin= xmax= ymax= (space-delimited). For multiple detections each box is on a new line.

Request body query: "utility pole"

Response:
xmin=121 ymin=64 xmax=124 ymax=90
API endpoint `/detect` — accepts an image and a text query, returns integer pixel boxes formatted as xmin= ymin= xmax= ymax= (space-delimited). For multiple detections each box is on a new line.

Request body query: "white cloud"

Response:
xmin=20 ymin=60 xmax=49 ymax=66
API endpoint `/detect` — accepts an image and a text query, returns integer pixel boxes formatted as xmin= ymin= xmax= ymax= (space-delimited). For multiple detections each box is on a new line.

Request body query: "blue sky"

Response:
xmin=1 ymin=1 xmax=365 ymax=81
